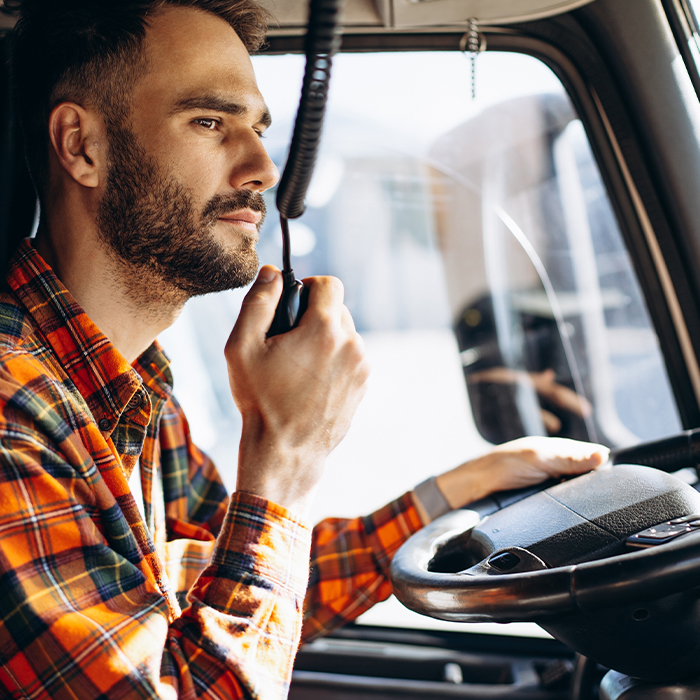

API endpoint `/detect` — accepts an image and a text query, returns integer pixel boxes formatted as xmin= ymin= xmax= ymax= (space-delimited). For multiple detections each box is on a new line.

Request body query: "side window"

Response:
xmin=161 ymin=50 xmax=680 ymax=532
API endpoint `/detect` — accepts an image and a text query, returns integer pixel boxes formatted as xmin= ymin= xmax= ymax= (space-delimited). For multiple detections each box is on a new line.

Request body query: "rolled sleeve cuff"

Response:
xmin=195 ymin=491 xmax=313 ymax=607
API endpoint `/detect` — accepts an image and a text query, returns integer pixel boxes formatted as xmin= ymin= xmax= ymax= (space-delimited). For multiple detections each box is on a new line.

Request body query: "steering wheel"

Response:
xmin=390 ymin=463 xmax=700 ymax=682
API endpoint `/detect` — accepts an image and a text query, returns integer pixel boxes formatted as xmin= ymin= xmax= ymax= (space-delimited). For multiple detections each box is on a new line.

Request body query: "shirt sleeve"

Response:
xmin=301 ymin=493 xmax=423 ymax=642
xmin=0 ymin=428 xmax=311 ymax=700
xmin=162 ymin=397 xmax=425 ymax=649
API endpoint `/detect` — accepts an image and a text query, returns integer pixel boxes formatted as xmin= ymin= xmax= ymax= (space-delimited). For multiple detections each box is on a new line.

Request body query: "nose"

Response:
xmin=229 ymin=132 xmax=279 ymax=193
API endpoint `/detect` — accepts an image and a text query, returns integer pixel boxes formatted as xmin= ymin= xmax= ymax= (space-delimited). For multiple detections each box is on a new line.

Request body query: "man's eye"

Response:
xmin=194 ymin=118 xmax=219 ymax=130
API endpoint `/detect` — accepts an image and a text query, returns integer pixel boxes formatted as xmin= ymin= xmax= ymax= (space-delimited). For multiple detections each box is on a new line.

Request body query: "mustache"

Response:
xmin=201 ymin=191 xmax=267 ymax=229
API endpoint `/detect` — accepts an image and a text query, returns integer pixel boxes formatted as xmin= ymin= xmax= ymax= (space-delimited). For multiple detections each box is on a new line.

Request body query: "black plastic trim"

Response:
xmin=290 ymin=669 xmax=567 ymax=699
xmin=292 ymin=626 xmax=574 ymax=699
xmin=326 ymin=623 xmax=573 ymax=658
xmin=661 ymin=0 xmax=700 ymax=100
xmin=574 ymin=0 xmax=700 ymax=426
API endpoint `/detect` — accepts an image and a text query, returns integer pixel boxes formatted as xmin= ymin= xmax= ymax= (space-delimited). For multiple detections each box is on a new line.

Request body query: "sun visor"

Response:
xmin=260 ymin=0 xmax=595 ymax=32
xmin=376 ymin=0 xmax=596 ymax=28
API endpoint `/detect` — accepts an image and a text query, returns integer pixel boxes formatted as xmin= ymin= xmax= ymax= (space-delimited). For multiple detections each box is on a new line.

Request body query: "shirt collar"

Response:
xmin=133 ymin=341 xmax=174 ymax=403
xmin=6 ymin=240 xmax=173 ymax=430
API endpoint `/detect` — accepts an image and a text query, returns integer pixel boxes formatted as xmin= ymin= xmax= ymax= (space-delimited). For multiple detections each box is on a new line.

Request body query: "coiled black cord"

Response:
xmin=276 ymin=0 xmax=342 ymax=228
xmin=268 ymin=0 xmax=343 ymax=336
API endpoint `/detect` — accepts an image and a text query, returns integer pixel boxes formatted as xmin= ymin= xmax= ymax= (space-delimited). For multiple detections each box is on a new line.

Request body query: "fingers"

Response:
xmin=295 ymin=277 xmax=364 ymax=366
xmin=229 ymin=266 xmax=283 ymax=345
xmin=574 ymin=443 xmax=609 ymax=470
xmin=502 ymin=436 xmax=609 ymax=475
xmin=294 ymin=276 xmax=349 ymax=336
xmin=231 ymin=273 xmax=350 ymax=347
xmin=558 ymin=446 xmax=609 ymax=475
xmin=457 ymin=436 xmax=610 ymax=498
xmin=546 ymin=437 xmax=609 ymax=471
xmin=467 ymin=367 xmax=524 ymax=385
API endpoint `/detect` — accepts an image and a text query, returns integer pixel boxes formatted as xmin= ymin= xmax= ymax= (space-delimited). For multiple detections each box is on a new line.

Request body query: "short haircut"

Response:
xmin=4 ymin=0 xmax=271 ymax=198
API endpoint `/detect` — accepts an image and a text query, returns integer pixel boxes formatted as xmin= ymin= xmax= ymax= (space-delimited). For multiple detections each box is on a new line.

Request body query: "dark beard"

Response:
xmin=96 ymin=125 xmax=265 ymax=299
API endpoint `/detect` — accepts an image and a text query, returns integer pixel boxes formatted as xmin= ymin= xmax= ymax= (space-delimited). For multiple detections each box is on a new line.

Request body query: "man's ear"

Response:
xmin=48 ymin=102 xmax=105 ymax=189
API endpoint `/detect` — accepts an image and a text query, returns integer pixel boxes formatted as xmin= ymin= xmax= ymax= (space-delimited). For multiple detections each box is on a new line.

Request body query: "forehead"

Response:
xmin=134 ymin=6 xmax=266 ymax=115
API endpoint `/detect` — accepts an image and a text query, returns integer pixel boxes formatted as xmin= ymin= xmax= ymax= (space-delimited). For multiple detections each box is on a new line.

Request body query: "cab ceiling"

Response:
xmin=259 ymin=0 xmax=596 ymax=34
xmin=0 ymin=0 xmax=597 ymax=33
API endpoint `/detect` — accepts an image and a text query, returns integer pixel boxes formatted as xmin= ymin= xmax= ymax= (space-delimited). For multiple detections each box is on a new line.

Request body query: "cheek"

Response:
xmin=166 ymin=146 xmax=228 ymax=201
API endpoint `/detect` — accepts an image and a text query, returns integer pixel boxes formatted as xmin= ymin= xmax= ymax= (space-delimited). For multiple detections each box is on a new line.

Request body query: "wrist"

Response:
xmin=434 ymin=453 xmax=500 ymax=510
xmin=412 ymin=476 xmax=451 ymax=524
xmin=236 ymin=418 xmax=325 ymax=517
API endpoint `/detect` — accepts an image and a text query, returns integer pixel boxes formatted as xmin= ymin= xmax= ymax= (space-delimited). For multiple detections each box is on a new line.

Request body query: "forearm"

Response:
xmin=302 ymin=493 xmax=422 ymax=642
xmin=235 ymin=414 xmax=324 ymax=518
xmin=434 ymin=452 xmax=504 ymax=509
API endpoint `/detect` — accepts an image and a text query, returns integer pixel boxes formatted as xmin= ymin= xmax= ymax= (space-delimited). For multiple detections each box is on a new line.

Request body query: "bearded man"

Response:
xmin=0 ymin=1 xmax=607 ymax=698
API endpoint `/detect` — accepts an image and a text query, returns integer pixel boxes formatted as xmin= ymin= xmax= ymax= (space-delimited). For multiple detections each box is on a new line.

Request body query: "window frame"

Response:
xmin=661 ymin=0 xmax=700 ymax=100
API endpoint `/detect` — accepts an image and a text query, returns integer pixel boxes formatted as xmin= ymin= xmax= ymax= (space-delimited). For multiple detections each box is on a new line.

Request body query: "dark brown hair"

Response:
xmin=4 ymin=0 xmax=271 ymax=197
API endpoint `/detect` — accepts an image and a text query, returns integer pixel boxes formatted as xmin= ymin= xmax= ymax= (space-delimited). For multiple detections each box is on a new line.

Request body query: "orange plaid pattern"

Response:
xmin=0 ymin=241 xmax=422 ymax=699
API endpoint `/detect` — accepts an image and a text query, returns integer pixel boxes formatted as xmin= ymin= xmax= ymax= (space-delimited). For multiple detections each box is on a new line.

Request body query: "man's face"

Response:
xmin=97 ymin=6 xmax=279 ymax=298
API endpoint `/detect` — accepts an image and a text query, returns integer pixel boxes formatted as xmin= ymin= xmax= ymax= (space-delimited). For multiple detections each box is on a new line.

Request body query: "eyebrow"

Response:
xmin=170 ymin=94 xmax=272 ymax=128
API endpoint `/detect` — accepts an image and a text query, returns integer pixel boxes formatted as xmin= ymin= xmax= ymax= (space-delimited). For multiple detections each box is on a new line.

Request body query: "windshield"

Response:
xmin=159 ymin=49 xmax=681 ymax=635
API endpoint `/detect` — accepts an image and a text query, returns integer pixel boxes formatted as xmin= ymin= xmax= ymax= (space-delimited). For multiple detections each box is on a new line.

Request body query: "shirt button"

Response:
xmin=128 ymin=393 xmax=143 ymax=408
xmin=98 ymin=418 xmax=112 ymax=431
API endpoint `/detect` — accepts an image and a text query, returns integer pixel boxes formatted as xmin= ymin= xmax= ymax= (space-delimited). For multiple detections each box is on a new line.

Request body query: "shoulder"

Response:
xmin=0 ymin=288 xmax=63 ymax=385
xmin=0 ymin=286 xmax=34 ymax=349
xmin=0 ymin=290 xmax=74 ymax=432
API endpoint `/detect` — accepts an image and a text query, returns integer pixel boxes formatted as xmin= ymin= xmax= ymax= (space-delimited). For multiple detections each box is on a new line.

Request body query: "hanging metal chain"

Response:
xmin=460 ymin=18 xmax=485 ymax=100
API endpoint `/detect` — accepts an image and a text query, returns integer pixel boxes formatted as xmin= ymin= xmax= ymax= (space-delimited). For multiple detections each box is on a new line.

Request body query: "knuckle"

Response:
xmin=346 ymin=334 xmax=367 ymax=364
xmin=328 ymin=275 xmax=344 ymax=294
xmin=225 ymin=330 xmax=255 ymax=364
xmin=314 ymin=275 xmax=344 ymax=298
xmin=311 ymin=325 xmax=342 ymax=358
xmin=242 ymin=290 xmax=272 ymax=307
xmin=519 ymin=448 xmax=539 ymax=463
xmin=357 ymin=357 xmax=372 ymax=384
xmin=343 ymin=335 xmax=371 ymax=383
xmin=224 ymin=333 xmax=239 ymax=356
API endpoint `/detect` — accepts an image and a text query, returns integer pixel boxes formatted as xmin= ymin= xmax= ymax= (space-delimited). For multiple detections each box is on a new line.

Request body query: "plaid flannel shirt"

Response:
xmin=0 ymin=241 xmax=423 ymax=699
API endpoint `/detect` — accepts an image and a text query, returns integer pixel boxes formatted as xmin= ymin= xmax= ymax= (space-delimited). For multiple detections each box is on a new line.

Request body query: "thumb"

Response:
xmin=231 ymin=266 xmax=282 ymax=343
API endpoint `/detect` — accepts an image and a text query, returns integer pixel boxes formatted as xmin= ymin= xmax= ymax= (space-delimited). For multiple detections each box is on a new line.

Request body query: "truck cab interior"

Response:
xmin=4 ymin=0 xmax=700 ymax=698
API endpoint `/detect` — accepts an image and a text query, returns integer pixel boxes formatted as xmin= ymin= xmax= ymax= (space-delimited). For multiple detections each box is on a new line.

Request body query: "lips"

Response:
xmin=218 ymin=209 xmax=262 ymax=227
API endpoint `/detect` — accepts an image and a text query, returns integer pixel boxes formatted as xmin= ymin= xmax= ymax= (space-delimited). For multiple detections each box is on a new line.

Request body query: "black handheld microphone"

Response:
xmin=267 ymin=0 xmax=343 ymax=337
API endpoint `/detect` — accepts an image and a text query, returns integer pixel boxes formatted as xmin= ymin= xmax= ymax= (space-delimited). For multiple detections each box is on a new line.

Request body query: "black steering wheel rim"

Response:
xmin=390 ymin=481 xmax=700 ymax=623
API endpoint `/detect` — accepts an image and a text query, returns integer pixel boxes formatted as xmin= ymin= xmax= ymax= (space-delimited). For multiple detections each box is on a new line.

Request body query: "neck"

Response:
xmin=34 ymin=219 xmax=185 ymax=365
